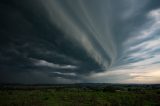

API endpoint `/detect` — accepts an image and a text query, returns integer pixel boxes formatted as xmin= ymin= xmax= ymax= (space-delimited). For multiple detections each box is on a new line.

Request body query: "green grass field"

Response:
xmin=0 ymin=88 xmax=160 ymax=106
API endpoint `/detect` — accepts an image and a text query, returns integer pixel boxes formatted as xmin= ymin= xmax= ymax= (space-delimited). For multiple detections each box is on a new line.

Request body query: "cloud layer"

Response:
xmin=0 ymin=0 xmax=160 ymax=84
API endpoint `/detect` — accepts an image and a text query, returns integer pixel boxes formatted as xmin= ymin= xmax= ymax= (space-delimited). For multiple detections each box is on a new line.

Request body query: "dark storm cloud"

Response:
xmin=0 ymin=0 xmax=104 ymax=83
xmin=0 ymin=0 xmax=160 ymax=83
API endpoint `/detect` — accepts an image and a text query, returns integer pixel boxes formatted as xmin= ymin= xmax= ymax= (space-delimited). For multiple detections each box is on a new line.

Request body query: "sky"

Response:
xmin=0 ymin=0 xmax=160 ymax=84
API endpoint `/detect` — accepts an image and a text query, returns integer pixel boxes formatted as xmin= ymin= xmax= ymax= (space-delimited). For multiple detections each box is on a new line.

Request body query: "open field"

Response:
xmin=0 ymin=84 xmax=160 ymax=106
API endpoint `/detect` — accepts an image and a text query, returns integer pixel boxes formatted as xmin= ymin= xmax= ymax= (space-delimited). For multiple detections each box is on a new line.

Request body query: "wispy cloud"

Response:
xmin=30 ymin=58 xmax=77 ymax=69
xmin=123 ymin=8 xmax=160 ymax=66
xmin=51 ymin=72 xmax=77 ymax=76
xmin=88 ymin=8 xmax=160 ymax=84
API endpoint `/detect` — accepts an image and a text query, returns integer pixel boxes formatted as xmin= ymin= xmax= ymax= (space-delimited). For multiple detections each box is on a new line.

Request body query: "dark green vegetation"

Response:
xmin=0 ymin=84 xmax=160 ymax=106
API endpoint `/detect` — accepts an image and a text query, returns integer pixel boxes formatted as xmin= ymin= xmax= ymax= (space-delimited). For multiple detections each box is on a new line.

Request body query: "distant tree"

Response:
xmin=102 ymin=86 xmax=115 ymax=92
xmin=156 ymin=90 xmax=160 ymax=94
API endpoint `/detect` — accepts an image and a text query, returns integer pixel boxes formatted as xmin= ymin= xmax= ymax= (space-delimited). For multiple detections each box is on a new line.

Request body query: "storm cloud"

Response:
xmin=0 ymin=0 xmax=160 ymax=84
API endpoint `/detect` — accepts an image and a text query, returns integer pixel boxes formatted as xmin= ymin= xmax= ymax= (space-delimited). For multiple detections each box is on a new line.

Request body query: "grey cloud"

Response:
xmin=0 ymin=0 xmax=160 ymax=84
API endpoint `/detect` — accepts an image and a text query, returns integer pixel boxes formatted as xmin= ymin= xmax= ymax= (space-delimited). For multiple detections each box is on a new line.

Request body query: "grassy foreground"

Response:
xmin=0 ymin=87 xmax=160 ymax=106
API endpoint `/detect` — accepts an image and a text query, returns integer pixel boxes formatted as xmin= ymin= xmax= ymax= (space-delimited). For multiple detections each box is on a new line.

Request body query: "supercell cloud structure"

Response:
xmin=0 ymin=0 xmax=160 ymax=84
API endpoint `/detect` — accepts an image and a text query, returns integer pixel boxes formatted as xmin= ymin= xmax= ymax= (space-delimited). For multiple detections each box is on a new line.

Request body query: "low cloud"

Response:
xmin=30 ymin=58 xmax=77 ymax=69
